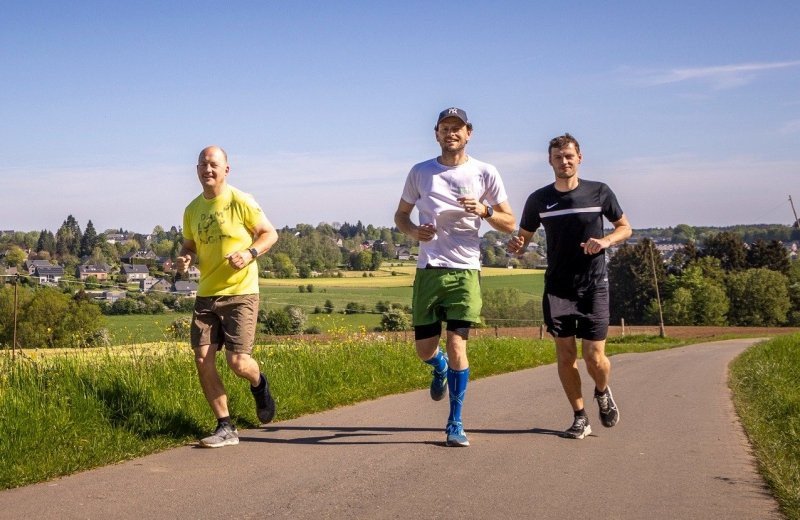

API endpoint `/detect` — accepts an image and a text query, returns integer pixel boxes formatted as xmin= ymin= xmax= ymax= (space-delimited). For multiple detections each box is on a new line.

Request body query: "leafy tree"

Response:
xmin=667 ymin=240 xmax=698 ymax=276
xmin=671 ymin=224 xmax=696 ymax=244
xmin=370 ymin=251 xmax=383 ymax=271
xmin=481 ymin=287 xmax=541 ymax=327
xmin=269 ymin=229 xmax=302 ymax=265
xmin=349 ymin=250 xmax=373 ymax=271
xmin=658 ymin=265 xmax=729 ymax=325
xmin=607 ymin=239 xmax=666 ymax=324
xmin=4 ymin=246 xmax=27 ymax=269
xmin=55 ymin=215 xmax=82 ymax=257
xmin=701 ymin=231 xmax=747 ymax=271
xmin=787 ymin=260 xmax=800 ymax=325
xmin=726 ymin=268 xmax=790 ymax=326
xmin=299 ymin=231 xmax=342 ymax=271
xmin=746 ymin=239 xmax=790 ymax=275
xmin=272 ymin=253 xmax=296 ymax=278
xmin=297 ymin=263 xmax=312 ymax=278
xmin=324 ymin=299 xmax=334 ymax=314
xmin=2 ymin=286 xmax=105 ymax=348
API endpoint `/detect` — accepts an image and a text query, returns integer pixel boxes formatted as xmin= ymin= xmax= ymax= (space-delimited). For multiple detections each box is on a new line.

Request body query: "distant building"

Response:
xmin=173 ymin=280 xmax=198 ymax=297
xmin=121 ymin=250 xmax=158 ymax=264
xmin=34 ymin=265 xmax=64 ymax=284
xmin=26 ymin=259 xmax=53 ymax=275
xmin=121 ymin=263 xmax=149 ymax=282
xmin=76 ymin=264 xmax=110 ymax=281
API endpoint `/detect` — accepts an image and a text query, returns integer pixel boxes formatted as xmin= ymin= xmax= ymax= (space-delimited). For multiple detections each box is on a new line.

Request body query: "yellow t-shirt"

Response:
xmin=182 ymin=185 xmax=264 ymax=297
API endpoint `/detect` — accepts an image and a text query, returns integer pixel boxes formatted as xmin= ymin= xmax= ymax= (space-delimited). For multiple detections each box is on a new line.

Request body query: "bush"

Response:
xmin=169 ymin=317 xmax=191 ymax=340
xmin=259 ymin=306 xmax=307 ymax=335
xmin=260 ymin=309 xmax=294 ymax=335
xmin=173 ymin=297 xmax=195 ymax=313
xmin=345 ymin=302 xmax=366 ymax=314
xmin=380 ymin=309 xmax=411 ymax=331
xmin=0 ymin=285 xmax=106 ymax=349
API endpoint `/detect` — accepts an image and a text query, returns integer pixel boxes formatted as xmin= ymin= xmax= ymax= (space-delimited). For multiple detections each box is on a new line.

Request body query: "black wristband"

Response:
xmin=482 ymin=205 xmax=494 ymax=219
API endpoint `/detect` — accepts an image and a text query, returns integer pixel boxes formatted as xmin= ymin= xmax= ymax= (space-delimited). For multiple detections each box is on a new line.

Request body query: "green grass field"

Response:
xmin=104 ymin=268 xmax=545 ymax=344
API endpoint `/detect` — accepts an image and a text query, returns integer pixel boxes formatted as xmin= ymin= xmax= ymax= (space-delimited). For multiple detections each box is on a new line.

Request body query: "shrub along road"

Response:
xmin=0 ymin=338 xmax=782 ymax=519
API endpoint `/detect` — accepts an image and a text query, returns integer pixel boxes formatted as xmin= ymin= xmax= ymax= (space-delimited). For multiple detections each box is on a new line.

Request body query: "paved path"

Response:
xmin=0 ymin=339 xmax=782 ymax=519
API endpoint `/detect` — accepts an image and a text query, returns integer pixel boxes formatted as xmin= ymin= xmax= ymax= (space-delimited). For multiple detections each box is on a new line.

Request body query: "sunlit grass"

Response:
xmin=730 ymin=333 xmax=800 ymax=519
xmin=1 ymin=332 xmax=683 ymax=490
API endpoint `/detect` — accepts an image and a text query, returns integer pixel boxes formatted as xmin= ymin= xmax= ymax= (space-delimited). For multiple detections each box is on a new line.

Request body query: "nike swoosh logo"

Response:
xmin=546 ymin=203 xmax=558 ymax=209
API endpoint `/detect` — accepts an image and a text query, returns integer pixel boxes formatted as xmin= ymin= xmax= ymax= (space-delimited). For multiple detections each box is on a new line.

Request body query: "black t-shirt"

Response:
xmin=520 ymin=179 xmax=624 ymax=295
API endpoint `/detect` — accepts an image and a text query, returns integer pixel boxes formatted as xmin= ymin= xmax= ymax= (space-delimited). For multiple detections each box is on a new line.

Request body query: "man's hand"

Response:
xmin=507 ymin=235 xmax=526 ymax=255
xmin=457 ymin=196 xmax=488 ymax=217
xmin=226 ymin=250 xmax=254 ymax=270
xmin=175 ymin=254 xmax=192 ymax=273
xmin=416 ymin=223 xmax=437 ymax=242
xmin=580 ymin=237 xmax=611 ymax=255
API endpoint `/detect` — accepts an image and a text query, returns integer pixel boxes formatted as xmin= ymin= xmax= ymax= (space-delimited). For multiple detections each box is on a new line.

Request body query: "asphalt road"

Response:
xmin=0 ymin=338 xmax=782 ymax=519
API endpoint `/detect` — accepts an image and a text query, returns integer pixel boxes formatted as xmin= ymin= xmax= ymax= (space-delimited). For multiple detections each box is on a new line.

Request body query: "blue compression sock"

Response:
xmin=447 ymin=367 xmax=470 ymax=424
xmin=423 ymin=349 xmax=448 ymax=374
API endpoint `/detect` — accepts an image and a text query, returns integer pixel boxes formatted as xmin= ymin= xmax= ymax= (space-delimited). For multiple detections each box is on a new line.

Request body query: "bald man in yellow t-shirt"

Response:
xmin=177 ymin=145 xmax=278 ymax=448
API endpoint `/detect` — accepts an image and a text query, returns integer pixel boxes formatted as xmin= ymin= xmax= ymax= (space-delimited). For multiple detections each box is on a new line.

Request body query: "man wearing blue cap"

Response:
xmin=394 ymin=107 xmax=516 ymax=446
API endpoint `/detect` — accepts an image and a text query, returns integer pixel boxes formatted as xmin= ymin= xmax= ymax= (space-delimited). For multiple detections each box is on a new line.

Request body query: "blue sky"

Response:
xmin=2 ymin=1 xmax=799 ymax=234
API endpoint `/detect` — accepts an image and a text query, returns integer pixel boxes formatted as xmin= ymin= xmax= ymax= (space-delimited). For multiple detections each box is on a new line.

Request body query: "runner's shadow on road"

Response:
xmin=239 ymin=425 xmax=564 ymax=446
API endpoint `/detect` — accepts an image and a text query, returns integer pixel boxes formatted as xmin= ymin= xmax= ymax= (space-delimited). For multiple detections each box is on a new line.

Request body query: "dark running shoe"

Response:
xmin=595 ymin=387 xmax=619 ymax=427
xmin=252 ymin=374 xmax=276 ymax=424
xmin=445 ymin=421 xmax=470 ymax=447
xmin=199 ymin=423 xmax=239 ymax=448
xmin=430 ymin=356 xmax=448 ymax=401
xmin=563 ymin=414 xmax=592 ymax=439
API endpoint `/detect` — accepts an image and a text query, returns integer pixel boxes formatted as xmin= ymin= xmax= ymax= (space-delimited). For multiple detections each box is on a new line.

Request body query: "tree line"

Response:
xmin=609 ymin=232 xmax=800 ymax=327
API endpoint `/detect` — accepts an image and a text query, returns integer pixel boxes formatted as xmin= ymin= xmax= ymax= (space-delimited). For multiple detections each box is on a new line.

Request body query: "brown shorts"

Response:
xmin=190 ymin=294 xmax=259 ymax=353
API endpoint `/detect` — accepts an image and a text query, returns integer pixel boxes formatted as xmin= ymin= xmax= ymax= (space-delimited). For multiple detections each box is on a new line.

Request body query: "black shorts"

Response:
xmin=543 ymin=284 xmax=609 ymax=340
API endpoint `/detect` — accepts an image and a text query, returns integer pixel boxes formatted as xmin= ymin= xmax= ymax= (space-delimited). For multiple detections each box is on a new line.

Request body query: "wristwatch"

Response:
xmin=482 ymin=205 xmax=494 ymax=219
xmin=248 ymin=247 xmax=259 ymax=260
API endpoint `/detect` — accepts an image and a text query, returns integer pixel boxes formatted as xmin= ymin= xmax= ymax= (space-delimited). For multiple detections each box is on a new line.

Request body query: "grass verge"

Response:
xmin=729 ymin=333 xmax=800 ymax=519
xmin=0 ymin=333 xmax=731 ymax=491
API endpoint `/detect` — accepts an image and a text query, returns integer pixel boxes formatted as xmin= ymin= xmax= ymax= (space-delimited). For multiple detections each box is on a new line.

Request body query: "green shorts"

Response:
xmin=412 ymin=268 xmax=482 ymax=326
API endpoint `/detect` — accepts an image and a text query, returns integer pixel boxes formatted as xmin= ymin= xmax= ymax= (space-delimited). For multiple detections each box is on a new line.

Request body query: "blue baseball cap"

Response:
xmin=436 ymin=107 xmax=471 ymax=127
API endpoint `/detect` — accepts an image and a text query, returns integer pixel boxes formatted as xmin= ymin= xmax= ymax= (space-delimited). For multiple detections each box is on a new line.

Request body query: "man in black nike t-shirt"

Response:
xmin=508 ymin=133 xmax=632 ymax=440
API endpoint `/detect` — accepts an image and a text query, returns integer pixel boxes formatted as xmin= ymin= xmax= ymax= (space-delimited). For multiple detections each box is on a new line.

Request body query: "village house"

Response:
xmin=121 ymin=263 xmax=149 ymax=282
xmin=34 ymin=264 xmax=64 ymax=284
xmin=25 ymin=259 xmax=53 ymax=275
xmin=395 ymin=246 xmax=412 ymax=261
xmin=139 ymin=276 xmax=161 ymax=292
xmin=76 ymin=264 xmax=110 ymax=281
xmin=121 ymin=250 xmax=158 ymax=264
xmin=148 ymin=278 xmax=173 ymax=294
xmin=173 ymin=280 xmax=198 ymax=297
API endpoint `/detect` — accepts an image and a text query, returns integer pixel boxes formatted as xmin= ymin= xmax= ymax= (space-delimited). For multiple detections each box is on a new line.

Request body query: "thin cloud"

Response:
xmin=632 ymin=60 xmax=800 ymax=89
xmin=779 ymin=119 xmax=800 ymax=134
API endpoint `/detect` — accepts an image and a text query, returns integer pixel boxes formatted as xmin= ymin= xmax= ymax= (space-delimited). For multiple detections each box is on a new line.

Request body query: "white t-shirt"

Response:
xmin=401 ymin=156 xmax=508 ymax=269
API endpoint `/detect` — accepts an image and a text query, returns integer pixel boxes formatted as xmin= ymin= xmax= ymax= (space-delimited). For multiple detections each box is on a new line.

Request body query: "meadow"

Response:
xmin=104 ymin=267 xmax=545 ymax=344
xmin=1 ymin=332 xmax=685 ymax=490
